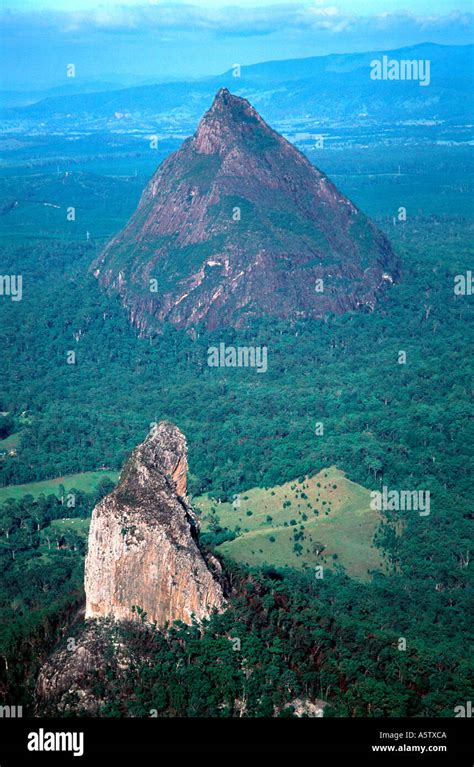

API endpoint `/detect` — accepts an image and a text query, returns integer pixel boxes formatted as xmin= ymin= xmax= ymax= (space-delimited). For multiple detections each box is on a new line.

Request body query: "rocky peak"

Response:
xmin=210 ymin=87 xmax=246 ymax=113
xmin=194 ymin=88 xmax=269 ymax=155
xmin=122 ymin=421 xmax=188 ymax=498
xmin=85 ymin=421 xmax=225 ymax=627
xmin=92 ymin=89 xmax=399 ymax=332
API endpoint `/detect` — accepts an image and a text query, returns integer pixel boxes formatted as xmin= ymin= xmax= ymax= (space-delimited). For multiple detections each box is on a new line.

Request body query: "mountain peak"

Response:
xmin=92 ymin=91 xmax=399 ymax=332
xmin=212 ymin=87 xmax=239 ymax=106
xmin=194 ymin=88 xmax=269 ymax=155
xmin=208 ymin=87 xmax=255 ymax=117
xmin=125 ymin=420 xmax=188 ymax=497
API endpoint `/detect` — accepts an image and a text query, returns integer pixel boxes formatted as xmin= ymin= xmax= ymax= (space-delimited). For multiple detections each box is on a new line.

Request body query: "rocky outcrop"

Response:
xmin=36 ymin=619 xmax=115 ymax=715
xmin=85 ymin=421 xmax=225 ymax=627
xmin=35 ymin=618 xmax=160 ymax=716
xmin=92 ymin=88 xmax=399 ymax=333
xmin=281 ymin=698 xmax=327 ymax=717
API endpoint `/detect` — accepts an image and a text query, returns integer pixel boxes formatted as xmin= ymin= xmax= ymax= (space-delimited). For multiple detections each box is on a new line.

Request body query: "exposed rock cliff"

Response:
xmin=92 ymin=88 xmax=399 ymax=333
xmin=85 ymin=421 xmax=225 ymax=626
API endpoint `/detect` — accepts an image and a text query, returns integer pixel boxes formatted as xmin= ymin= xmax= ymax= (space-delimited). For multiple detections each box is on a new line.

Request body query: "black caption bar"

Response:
xmin=0 ymin=718 xmax=472 ymax=764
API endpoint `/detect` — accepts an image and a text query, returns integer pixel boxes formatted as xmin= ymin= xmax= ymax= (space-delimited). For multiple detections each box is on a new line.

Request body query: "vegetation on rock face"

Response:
xmin=92 ymin=90 xmax=399 ymax=332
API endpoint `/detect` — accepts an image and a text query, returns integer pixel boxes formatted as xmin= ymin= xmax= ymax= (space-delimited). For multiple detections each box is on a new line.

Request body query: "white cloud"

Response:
xmin=307 ymin=5 xmax=341 ymax=18
xmin=1 ymin=2 xmax=472 ymax=38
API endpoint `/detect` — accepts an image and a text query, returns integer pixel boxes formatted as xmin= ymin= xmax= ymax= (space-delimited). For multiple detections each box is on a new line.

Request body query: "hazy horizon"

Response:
xmin=1 ymin=0 xmax=473 ymax=89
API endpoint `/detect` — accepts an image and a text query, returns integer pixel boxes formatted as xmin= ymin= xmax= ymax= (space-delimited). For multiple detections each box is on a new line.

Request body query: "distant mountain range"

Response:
xmin=1 ymin=43 xmax=472 ymax=137
xmin=92 ymin=89 xmax=399 ymax=333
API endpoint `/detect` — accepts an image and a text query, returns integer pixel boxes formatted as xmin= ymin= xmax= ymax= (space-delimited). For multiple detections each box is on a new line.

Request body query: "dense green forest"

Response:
xmin=0 ymin=144 xmax=472 ymax=715
xmin=34 ymin=563 xmax=474 ymax=718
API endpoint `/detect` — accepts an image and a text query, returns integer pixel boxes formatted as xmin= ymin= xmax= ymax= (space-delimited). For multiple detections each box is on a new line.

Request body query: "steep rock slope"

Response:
xmin=85 ymin=421 xmax=225 ymax=626
xmin=92 ymin=88 xmax=399 ymax=332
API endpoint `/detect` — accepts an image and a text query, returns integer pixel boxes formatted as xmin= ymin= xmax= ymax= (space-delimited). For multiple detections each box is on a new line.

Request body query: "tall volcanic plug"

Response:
xmin=92 ymin=88 xmax=399 ymax=332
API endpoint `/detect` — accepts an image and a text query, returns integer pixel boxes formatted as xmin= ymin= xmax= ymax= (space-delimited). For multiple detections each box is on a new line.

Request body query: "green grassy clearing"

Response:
xmin=194 ymin=467 xmax=386 ymax=581
xmin=0 ymin=470 xmax=118 ymax=504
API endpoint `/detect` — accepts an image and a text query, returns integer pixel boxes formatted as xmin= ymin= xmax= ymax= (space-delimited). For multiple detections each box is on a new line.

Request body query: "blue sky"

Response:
xmin=2 ymin=1 xmax=473 ymax=88
xmin=4 ymin=1 xmax=474 ymax=11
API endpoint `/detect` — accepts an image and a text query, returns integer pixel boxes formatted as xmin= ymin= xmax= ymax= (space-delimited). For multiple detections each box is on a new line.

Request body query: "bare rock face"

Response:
xmin=92 ymin=88 xmax=399 ymax=333
xmin=85 ymin=421 xmax=225 ymax=627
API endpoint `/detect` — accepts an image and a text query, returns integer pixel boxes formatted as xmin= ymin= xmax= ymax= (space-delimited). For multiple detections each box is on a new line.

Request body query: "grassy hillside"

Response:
xmin=48 ymin=517 xmax=91 ymax=539
xmin=194 ymin=467 xmax=386 ymax=581
xmin=0 ymin=466 xmax=384 ymax=583
xmin=0 ymin=469 xmax=118 ymax=504
xmin=0 ymin=432 xmax=21 ymax=453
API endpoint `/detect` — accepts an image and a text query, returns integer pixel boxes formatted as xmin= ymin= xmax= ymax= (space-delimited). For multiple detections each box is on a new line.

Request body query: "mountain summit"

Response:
xmin=92 ymin=88 xmax=399 ymax=332
xmin=193 ymin=87 xmax=273 ymax=154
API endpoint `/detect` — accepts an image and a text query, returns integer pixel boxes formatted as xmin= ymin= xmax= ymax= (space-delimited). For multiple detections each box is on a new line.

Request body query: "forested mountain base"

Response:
xmin=34 ymin=564 xmax=473 ymax=718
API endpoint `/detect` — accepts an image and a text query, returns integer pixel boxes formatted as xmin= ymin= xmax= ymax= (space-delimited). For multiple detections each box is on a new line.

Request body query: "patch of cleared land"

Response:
xmin=0 ymin=470 xmax=118 ymax=504
xmin=194 ymin=467 xmax=386 ymax=581
xmin=48 ymin=517 xmax=91 ymax=538
xmin=0 ymin=432 xmax=22 ymax=453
